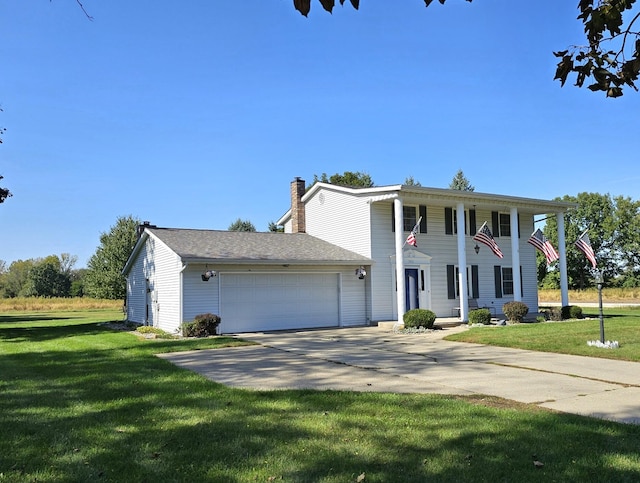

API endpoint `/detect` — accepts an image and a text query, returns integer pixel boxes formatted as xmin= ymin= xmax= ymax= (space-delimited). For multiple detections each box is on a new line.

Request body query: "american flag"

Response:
xmin=575 ymin=229 xmax=597 ymax=268
xmin=405 ymin=216 xmax=421 ymax=247
xmin=527 ymin=228 xmax=559 ymax=264
xmin=473 ymin=222 xmax=503 ymax=258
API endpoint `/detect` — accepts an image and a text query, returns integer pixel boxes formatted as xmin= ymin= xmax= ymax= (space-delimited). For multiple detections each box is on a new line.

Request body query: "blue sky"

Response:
xmin=1 ymin=1 xmax=638 ymax=268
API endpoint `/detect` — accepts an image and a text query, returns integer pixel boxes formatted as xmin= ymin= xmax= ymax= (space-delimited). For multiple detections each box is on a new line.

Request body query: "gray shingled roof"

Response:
xmin=147 ymin=228 xmax=372 ymax=265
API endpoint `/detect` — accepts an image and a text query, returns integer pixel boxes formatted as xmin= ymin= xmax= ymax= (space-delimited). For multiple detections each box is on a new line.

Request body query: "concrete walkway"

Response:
xmin=158 ymin=325 xmax=640 ymax=425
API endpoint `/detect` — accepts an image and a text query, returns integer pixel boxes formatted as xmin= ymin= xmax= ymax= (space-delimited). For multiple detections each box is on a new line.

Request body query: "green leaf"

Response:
xmin=294 ymin=0 xmax=311 ymax=16
xmin=319 ymin=0 xmax=335 ymax=13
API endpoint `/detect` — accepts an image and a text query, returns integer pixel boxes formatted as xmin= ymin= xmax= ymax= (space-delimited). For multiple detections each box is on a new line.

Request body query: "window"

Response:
xmin=501 ymin=267 xmax=514 ymax=295
xmin=499 ymin=213 xmax=511 ymax=237
xmin=494 ymin=265 xmax=523 ymax=298
xmin=445 ymin=208 xmax=476 ymax=235
xmin=447 ymin=265 xmax=479 ymax=299
xmin=392 ymin=205 xmax=427 ymax=233
xmin=403 ymin=206 xmax=417 ymax=232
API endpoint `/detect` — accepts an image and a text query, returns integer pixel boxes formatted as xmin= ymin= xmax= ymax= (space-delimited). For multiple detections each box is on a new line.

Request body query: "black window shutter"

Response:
xmin=471 ymin=265 xmax=479 ymax=299
xmin=419 ymin=205 xmax=427 ymax=233
xmin=492 ymin=211 xmax=500 ymax=237
xmin=391 ymin=204 xmax=395 ymax=232
xmin=469 ymin=209 xmax=477 ymax=235
xmin=445 ymin=207 xmax=453 ymax=235
xmin=494 ymin=265 xmax=503 ymax=298
xmin=517 ymin=213 xmax=521 ymax=238
xmin=446 ymin=265 xmax=456 ymax=299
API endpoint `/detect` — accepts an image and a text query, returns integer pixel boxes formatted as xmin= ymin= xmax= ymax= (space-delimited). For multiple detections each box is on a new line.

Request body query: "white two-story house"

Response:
xmin=123 ymin=177 xmax=574 ymax=334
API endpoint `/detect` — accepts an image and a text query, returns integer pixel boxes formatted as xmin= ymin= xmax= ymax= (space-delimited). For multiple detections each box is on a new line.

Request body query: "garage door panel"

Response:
xmin=220 ymin=273 xmax=339 ymax=333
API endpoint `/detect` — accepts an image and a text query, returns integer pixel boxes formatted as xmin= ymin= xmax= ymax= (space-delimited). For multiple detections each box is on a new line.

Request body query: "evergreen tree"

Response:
xmin=449 ymin=169 xmax=474 ymax=191
xmin=228 ymin=218 xmax=256 ymax=232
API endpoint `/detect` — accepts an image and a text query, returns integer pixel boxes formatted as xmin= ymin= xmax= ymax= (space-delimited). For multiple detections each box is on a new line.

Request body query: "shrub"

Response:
xmin=136 ymin=326 xmax=175 ymax=339
xmin=468 ymin=308 xmax=492 ymax=325
xmin=182 ymin=313 xmax=221 ymax=337
xmin=549 ymin=307 xmax=563 ymax=321
xmin=403 ymin=309 xmax=436 ymax=329
xmin=552 ymin=305 xmax=583 ymax=320
xmin=502 ymin=301 xmax=529 ymax=322
xmin=569 ymin=305 xmax=583 ymax=319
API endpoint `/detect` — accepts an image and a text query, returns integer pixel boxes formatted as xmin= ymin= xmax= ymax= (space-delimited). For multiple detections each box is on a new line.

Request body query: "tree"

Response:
xmin=84 ymin=215 xmax=140 ymax=300
xmin=554 ymin=1 xmax=640 ymax=98
xmin=542 ymin=192 xmax=617 ymax=289
xmin=611 ymin=195 xmax=640 ymax=286
xmin=2 ymin=259 xmax=36 ymax=297
xmin=293 ymin=0 xmax=640 ymax=98
xmin=404 ymin=176 xmax=422 ymax=186
xmin=268 ymin=221 xmax=284 ymax=232
xmin=449 ymin=169 xmax=474 ymax=191
xmin=311 ymin=171 xmax=374 ymax=188
xmin=29 ymin=255 xmax=72 ymax=298
xmin=228 ymin=218 xmax=257 ymax=232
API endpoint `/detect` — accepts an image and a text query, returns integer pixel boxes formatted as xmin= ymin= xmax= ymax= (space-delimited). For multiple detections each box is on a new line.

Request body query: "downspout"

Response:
xmin=179 ymin=262 xmax=189 ymax=332
xmin=394 ymin=198 xmax=406 ymax=324
xmin=456 ymin=203 xmax=468 ymax=321
xmin=511 ymin=207 xmax=522 ymax=302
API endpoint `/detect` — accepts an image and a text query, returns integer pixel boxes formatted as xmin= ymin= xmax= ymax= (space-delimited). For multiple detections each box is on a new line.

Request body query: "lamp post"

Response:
xmin=596 ymin=270 xmax=605 ymax=343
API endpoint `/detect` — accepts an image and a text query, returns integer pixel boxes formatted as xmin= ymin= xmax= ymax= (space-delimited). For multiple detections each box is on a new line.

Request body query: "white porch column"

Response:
xmin=557 ymin=212 xmax=570 ymax=306
xmin=456 ymin=203 xmax=469 ymax=321
xmin=394 ymin=198 xmax=406 ymax=324
xmin=510 ymin=207 xmax=522 ymax=301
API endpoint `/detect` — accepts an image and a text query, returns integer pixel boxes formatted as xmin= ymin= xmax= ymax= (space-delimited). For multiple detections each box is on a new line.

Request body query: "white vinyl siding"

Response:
xmin=124 ymin=233 xmax=181 ymax=331
xmin=146 ymin=236 xmax=182 ymax=333
xmin=125 ymin=250 xmax=146 ymax=325
xmin=304 ymin=188 xmax=372 ymax=257
xmin=369 ymin=202 xmax=398 ymax=321
xmin=182 ymin=266 xmax=221 ymax=323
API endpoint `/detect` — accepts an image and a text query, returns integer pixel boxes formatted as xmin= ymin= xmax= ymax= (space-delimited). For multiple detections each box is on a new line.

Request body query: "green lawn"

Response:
xmin=2 ymin=310 xmax=640 ymax=482
xmin=446 ymin=307 xmax=640 ymax=362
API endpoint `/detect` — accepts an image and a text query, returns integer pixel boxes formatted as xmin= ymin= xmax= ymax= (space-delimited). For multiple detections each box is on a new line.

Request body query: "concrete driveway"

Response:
xmin=158 ymin=325 xmax=640 ymax=425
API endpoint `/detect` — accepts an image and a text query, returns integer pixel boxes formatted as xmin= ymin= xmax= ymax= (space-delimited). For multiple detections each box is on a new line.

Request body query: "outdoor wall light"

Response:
xmin=355 ymin=266 xmax=367 ymax=280
xmin=474 ymin=244 xmax=480 ymax=254
xmin=201 ymin=270 xmax=217 ymax=281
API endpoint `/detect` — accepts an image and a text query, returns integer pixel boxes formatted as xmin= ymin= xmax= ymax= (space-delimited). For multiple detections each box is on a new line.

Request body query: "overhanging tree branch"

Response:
xmin=292 ymin=0 xmax=640 ymax=98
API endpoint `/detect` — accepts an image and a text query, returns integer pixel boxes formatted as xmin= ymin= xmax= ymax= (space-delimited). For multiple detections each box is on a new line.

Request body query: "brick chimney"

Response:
xmin=290 ymin=177 xmax=306 ymax=233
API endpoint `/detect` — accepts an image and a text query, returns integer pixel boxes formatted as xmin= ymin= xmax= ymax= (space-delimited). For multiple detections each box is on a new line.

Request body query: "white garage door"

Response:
xmin=220 ymin=273 xmax=340 ymax=333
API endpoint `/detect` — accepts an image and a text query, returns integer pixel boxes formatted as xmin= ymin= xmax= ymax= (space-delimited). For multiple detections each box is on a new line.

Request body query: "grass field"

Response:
xmin=446 ymin=307 xmax=640 ymax=362
xmin=2 ymin=309 xmax=640 ymax=482
xmin=538 ymin=288 xmax=640 ymax=304
xmin=0 ymin=297 xmax=123 ymax=312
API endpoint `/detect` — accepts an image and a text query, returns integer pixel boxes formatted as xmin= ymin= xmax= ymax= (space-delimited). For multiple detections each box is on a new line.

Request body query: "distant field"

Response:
xmin=539 ymin=288 xmax=640 ymax=304
xmin=0 ymin=297 xmax=123 ymax=312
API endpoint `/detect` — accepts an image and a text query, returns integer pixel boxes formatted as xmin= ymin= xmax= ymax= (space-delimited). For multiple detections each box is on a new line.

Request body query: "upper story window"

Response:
xmin=498 ymin=213 xmax=511 ymax=237
xmin=403 ymin=206 xmax=418 ymax=232
xmin=445 ymin=208 xmax=476 ymax=235
xmin=392 ymin=205 xmax=427 ymax=233
xmin=490 ymin=211 xmax=520 ymax=238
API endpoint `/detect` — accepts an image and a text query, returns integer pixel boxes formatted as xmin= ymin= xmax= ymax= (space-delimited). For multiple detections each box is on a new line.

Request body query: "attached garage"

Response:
xmin=123 ymin=227 xmax=372 ymax=335
xmin=219 ymin=272 xmax=340 ymax=333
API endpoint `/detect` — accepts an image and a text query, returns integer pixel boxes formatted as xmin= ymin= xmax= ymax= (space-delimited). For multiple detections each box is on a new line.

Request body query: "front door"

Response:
xmin=405 ymin=268 xmax=419 ymax=310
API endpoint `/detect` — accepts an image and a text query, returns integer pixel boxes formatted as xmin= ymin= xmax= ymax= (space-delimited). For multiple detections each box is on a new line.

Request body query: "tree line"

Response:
xmin=540 ymin=192 xmax=640 ymax=289
xmin=2 ymin=180 xmax=639 ymax=300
